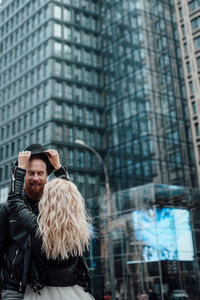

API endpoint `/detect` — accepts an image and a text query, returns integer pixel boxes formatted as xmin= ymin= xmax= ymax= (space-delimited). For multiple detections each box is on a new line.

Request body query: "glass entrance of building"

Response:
xmin=87 ymin=184 xmax=200 ymax=300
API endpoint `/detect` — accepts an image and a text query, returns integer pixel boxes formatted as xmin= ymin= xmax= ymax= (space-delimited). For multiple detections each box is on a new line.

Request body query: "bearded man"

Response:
xmin=0 ymin=144 xmax=69 ymax=299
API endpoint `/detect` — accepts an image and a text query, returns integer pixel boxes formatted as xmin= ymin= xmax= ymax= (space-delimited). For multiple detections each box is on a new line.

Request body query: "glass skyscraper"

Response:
xmin=0 ymin=0 xmax=104 ymax=201
xmin=103 ymin=0 xmax=198 ymax=191
xmin=0 ymin=0 xmax=198 ymax=203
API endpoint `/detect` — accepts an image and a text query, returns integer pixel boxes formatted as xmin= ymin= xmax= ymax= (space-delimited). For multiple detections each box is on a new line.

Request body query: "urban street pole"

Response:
xmin=75 ymin=139 xmax=116 ymax=299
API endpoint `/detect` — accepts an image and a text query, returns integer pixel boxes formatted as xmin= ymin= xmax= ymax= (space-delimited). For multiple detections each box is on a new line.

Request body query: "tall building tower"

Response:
xmin=0 ymin=0 xmax=199 ymax=203
xmin=174 ymin=0 xmax=200 ymax=187
xmin=0 ymin=0 xmax=104 ymax=202
xmin=103 ymin=0 xmax=198 ymax=191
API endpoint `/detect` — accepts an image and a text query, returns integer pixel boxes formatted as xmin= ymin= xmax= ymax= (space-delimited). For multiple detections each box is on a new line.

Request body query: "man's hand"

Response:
xmin=45 ymin=149 xmax=61 ymax=170
xmin=18 ymin=151 xmax=31 ymax=170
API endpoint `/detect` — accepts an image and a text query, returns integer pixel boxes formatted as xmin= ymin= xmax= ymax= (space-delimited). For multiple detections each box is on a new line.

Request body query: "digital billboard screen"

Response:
xmin=132 ymin=208 xmax=194 ymax=262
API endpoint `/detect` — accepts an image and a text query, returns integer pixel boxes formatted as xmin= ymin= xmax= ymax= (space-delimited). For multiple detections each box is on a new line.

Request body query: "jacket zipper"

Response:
xmin=10 ymin=249 xmax=19 ymax=278
xmin=10 ymin=189 xmax=33 ymax=290
xmin=10 ymin=167 xmax=16 ymax=192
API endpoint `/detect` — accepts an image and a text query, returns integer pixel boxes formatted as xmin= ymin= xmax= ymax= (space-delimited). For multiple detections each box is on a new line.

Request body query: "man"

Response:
xmin=0 ymin=144 xmax=69 ymax=299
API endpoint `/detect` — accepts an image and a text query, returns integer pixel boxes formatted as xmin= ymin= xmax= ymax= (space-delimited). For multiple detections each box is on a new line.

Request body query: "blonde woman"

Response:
xmin=8 ymin=152 xmax=94 ymax=300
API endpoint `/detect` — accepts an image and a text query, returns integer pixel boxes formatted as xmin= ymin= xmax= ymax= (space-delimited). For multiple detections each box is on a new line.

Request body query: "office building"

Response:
xmin=0 ymin=0 xmax=104 ymax=202
xmin=103 ymin=0 xmax=198 ymax=191
xmin=88 ymin=183 xmax=200 ymax=299
xmin=0 ymin=1 xmax=199 ymax=194
xmin=175 ymin=0 xmax=200 ymax=189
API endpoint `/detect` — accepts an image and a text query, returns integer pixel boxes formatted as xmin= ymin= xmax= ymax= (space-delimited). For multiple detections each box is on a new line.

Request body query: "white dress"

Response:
xmin=24 ymin=284 xmax=95 ymax=300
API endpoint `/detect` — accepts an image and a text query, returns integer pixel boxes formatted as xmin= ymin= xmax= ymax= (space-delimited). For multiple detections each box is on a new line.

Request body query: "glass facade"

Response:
xmin=87 ymin=184 xmax=200 ymax=300
xmin=0 ymin=0 xmax=104 ymax=198
xmin=0 ymin=0 xmax=199 ymax=199
xmin=102 ymin=0 xmax=198 ymax=191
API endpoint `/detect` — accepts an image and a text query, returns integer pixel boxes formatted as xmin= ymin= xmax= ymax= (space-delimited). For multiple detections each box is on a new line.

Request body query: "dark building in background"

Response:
xmin=103 ymin=0 xmax=198 ymax=190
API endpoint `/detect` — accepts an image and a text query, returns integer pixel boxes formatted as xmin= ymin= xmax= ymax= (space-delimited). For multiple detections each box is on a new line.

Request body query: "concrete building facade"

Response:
xmin=175 ymin=0 xmax=200 ymax=187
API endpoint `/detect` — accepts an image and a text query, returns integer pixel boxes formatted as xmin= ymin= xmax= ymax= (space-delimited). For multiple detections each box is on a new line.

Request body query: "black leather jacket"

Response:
xmin=0 ymin=166 xmax=90 ymax=293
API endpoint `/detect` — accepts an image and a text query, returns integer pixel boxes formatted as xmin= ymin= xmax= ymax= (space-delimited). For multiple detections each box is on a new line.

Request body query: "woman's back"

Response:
xmin=8 ymin=177 xmax=93 ymax=299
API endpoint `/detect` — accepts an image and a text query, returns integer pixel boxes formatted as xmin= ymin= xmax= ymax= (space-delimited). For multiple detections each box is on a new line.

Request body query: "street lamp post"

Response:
xmin=75 ymin=139 xmax=116 ymax=300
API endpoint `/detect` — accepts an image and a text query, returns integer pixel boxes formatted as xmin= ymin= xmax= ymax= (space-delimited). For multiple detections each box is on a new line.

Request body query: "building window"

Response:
xmin=198 ymin=145 xmax=200 ymax=160
xmin=54 ymin=5 xmax=62 ymax=19
xmin=77 ymin=151 xmax=84 ymax=168
xmin=74 ymin=67 xmax=82 ymax=81
xmin=74 ymin=48 xmax=81 ymax=61
xmin=55 ymin=102 xmax=62 ymax=118
xmin=195 ymin=122 xmax=200 ymax=136
xmin=85 ymin=89 xmax=93 ymax=104
xmin=44 ymin=102 xmax=51 ymax=119
xmin=196 ymin=56 xmax=200 ymax=68
xmin=87 ymin=130 xmax=94 ymax=147
xmin=12 ymin=121 xmax=16 ymax=135
xmin=194 ymin=36 xmax=200 ymax=49
xmin=5 ymin=165 xmax=9 ymax=180
xmin=64 ymin=26 xmax=71 ymax=40
xmin=76 ymin=107 xmax=83 ymax=122
xmin=18 ymin=118 xmax=22 ymax=132
xmin=83 ymin=51 xmax=91 ymax=64
xmin=86 ymin=109 xmax=93 ymax=125
xmin=184 ymin=43 xmax=188 ymax=54
xmin=181 ymin=24 xmax=185 ymax=35
xmin=65 ymin=84 xmax=73 ymax=99
xmin=68 ymin=127 xmax=73 ymax=142
xmin=68 ymin=149 xmax=74 ymax=166
xmin=75 ymin=87 xmax=82 ymax=102
xmin=96 ymin=112 xmax=102 ymax=126
xmin=0 ymin=148 xmax=3 ymax=160
xmin=189 ymin=0 xmax=200 ymax=11
xmin=93 ymin=72 xmax=99 ymax=85
xmin=43 ymin=125 xmax=50 ymax=142
xmin=87 ymin=153 xmax=94 ymax=169
xmin=191 ymin=16 xmax=200 ymax=30
xmin=54 ymin=61 xmax=62 ymax=76
xmin=65 ymin=64 xmax=72 ymax=79
xmin=17 ymin=138 xmax=22 ymax=152
xmin=11 ymin=142 xmax=15 ymax=156
xmin=189 ymin=81 xmax=194 ymax=94
xmin=54 ymin=41 xmax=62 ymax=56
xmin=186 ymin=61 xmax=191 ymax=73
xmin=63 ymin=8 xmax=71 ymax=21
xmin=37 ymin=128 xmax=43 ymax=144
xmin=178 ymin=7 xmax=183 ymax=18
xmin=54 ymin=81 xmax=62 ymax=97
xmin=76 ymin=128 xmax=83 ymax=140
xmin=30 ymin=131 xmax=36 ymax=144
xmin=54 ymin=124 xmax=62 ymax=141
xmin=65 ymin=105 xmax=73 ymax=121
xmin=192 ymin=102 xmax=197 ymax=114
xmin=74 ymin=29 xmax=81 ymax=43
xmin=64 ymin=44 xmax=71 ymax=59
xmin=54 ymin=23 xmax=62 ymax=38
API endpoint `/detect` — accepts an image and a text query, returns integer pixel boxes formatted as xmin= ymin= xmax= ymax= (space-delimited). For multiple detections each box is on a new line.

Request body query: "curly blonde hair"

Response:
xmin=37 ymin=178 xmax=90 ymax=260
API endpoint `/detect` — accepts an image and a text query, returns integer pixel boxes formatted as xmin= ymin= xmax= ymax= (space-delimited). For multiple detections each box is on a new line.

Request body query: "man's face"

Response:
xmin=24 ymin=158 xmax=48 ymax=201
